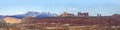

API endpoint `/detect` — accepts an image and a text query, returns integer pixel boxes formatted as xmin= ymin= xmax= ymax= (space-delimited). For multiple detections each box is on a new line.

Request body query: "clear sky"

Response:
xmin=0 ymin=0 xmax=120 ymax=16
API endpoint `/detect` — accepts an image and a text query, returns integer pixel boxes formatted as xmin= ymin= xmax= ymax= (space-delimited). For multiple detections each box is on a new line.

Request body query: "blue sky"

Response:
xmin=0 ymin=0 xmax=120 ymax=16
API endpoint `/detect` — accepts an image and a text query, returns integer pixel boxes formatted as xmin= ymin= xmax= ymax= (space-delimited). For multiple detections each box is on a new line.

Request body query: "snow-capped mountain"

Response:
xmin=4 ymin=12 xmax=58 ymax=19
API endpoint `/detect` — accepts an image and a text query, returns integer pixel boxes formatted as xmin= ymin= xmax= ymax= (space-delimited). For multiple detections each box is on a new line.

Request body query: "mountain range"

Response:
xmin=3 ymin=12 xmax=58 ymax=19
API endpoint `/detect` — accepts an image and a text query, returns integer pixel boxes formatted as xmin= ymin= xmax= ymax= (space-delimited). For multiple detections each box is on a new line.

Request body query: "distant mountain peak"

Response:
xmin=24 ymin=11 xmax=40 ymax=17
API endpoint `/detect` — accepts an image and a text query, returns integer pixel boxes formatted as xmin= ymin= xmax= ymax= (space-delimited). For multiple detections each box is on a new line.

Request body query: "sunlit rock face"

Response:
xmin=4 ymin=17 xmax=21 ymax=24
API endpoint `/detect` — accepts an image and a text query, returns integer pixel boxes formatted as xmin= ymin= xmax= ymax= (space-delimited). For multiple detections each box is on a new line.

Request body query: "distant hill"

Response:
xmin=112 ymin=14 xmax=120 ymax=19
xmin=5 ymin=15 xmax=24 ymax=19
xmin=0 ymin=15 xmax=4 ymax=19
xmin=0 ymin=15 xmax=4 ymax=22
xmin=4 ymin=12 xmax=58 ymax=19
